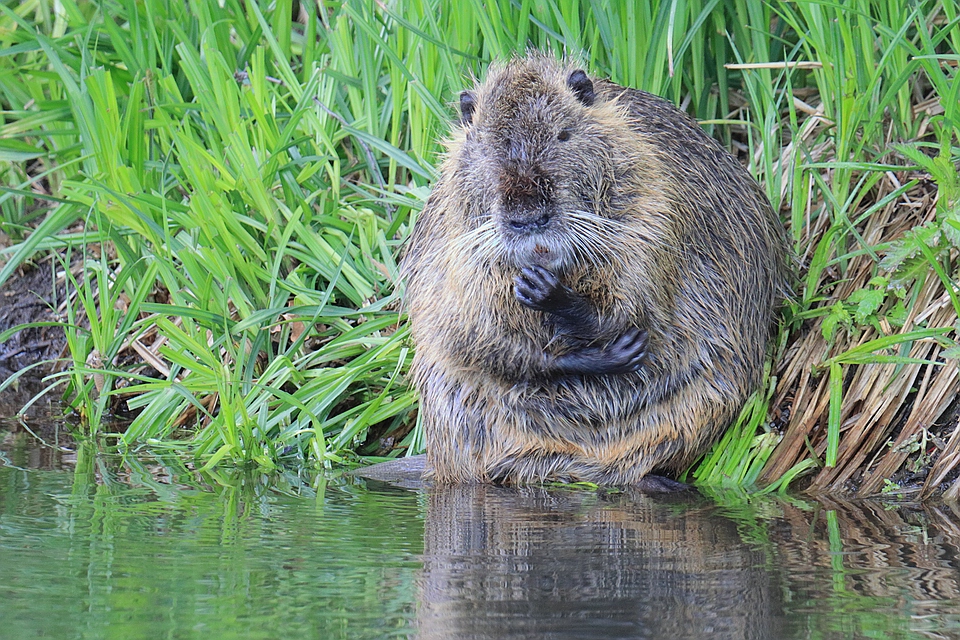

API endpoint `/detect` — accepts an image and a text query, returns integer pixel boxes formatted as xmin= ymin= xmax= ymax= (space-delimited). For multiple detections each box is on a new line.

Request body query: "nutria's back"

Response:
xmin=402 ymin=54 xmax=789 ymax=485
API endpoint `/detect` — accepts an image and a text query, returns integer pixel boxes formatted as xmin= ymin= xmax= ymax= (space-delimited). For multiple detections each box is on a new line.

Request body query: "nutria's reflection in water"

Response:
xmin=417 ymin=484 xmax=782 ymax=639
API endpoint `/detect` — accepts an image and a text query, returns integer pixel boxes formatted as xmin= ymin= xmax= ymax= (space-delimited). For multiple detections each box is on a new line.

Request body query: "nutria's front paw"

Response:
xmin=596 ymin=326 xmax=648 ymax=374
xmin=514 ymin=265 xmax=573 ymax=313
xmin=555 ymin=327 xmax=648 ymax=376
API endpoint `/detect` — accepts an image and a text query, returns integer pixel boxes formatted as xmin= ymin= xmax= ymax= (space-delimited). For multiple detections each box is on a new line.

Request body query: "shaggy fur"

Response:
xmin=402 ymin=54 xmax=789 ymax=485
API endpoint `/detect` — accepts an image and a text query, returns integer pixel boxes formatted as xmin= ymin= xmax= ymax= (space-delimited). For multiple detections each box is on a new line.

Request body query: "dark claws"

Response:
xmin=515 ymin=265 xmax=647 ymax=376
xmin=604 ymin=327 xmax=648 ymax=374
xmin=553 ymin=327 xmax=648 ymax=376
xmin=515 ymin=265 xmax=568 ymax=313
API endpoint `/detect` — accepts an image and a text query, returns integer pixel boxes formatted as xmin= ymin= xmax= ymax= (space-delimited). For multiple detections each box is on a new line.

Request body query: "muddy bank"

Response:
xmin=0 ymin=260 xmax=67 ymax=419
xmin=0 ymin=260 xmax=66 ymax=377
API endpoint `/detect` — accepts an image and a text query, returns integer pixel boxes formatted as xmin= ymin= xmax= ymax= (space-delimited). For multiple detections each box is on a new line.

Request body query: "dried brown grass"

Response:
xmin=761 ymin=161 xmax=960 ymax=498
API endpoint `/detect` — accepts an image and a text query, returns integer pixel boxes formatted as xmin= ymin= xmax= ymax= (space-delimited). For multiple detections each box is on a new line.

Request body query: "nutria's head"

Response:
xmin=447 ymin=56 xmax=650 ymax=275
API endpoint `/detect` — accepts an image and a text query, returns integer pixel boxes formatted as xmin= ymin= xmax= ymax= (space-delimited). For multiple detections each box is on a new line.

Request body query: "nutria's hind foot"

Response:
xmin=630 ymin=474 xmax=689 ymax=493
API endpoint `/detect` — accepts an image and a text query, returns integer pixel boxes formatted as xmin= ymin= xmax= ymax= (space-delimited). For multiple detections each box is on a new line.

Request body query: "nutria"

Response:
xmin=402 ymin=54 xmax=789 ymax=485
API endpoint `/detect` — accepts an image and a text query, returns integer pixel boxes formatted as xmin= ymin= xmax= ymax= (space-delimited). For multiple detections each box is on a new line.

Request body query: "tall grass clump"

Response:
xmin=1 ymin=0 xmax=959 ymax=495
xmin=753 ymin=2 xmax=960 ymax=499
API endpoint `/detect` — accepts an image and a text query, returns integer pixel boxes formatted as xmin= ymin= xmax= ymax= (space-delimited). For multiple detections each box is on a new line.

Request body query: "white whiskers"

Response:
xmin=452 ymin=218 xmax=504 ymax=268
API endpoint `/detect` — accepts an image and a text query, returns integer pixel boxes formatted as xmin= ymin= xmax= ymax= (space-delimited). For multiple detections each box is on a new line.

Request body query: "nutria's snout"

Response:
xmin=504 ymin=210 xmax=551 ymax=233
xmin=529 ymin=241 xmax=563 ymax=270
xmin=506 ymin=234 xmax=563 ymax=268
xmin=496 ymin=206 xmax=571 ymax=271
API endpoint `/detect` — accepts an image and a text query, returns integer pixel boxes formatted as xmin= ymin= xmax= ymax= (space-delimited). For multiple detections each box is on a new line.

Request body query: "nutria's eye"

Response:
xmin=557 ymin=129 xmax=572 ymax=142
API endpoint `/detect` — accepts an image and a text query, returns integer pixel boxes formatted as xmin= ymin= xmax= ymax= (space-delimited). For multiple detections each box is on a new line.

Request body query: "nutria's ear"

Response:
xmin=459 ymin=91 xmax=476 ymax=125
xmin=567 ymin=70 xmax=595 ymax=106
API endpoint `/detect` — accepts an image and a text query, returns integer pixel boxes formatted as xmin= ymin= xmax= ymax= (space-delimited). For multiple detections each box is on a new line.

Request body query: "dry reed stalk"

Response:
xmin=761 ymin=175 xmax=960 ymax=497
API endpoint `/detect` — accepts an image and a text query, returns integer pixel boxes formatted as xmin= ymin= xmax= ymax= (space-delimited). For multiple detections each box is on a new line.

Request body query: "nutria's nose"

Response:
xmin=500 ymin=164 xmax=552 ymax=211
xmin=507 ymin=212 xmax=551 ymax=232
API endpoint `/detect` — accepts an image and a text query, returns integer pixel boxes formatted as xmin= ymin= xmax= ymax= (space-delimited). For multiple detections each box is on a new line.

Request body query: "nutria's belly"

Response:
xmin=420 ymin=354 xmax=734 ymax=484
xmin=490 ymin=373 xmax=651 ymax=437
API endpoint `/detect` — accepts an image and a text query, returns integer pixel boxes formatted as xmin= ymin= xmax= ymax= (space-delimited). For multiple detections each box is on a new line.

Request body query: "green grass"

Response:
xmin=1 ymin=0 xmax=959 ymax=493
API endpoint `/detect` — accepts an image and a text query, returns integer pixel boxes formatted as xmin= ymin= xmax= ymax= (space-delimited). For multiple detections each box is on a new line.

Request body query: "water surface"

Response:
xmin=3 ymin=428 xmax=960 ymax=639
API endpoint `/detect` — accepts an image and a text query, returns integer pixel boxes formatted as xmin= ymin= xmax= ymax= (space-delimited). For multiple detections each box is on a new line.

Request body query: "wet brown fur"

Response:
xmin=402 ymin=54 xmax=789 ymax=485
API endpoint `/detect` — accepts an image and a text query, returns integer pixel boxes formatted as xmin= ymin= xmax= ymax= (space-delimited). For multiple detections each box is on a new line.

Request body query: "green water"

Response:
xmin=4 ymin=428 xmax=960 ymax=639
xmin=0 ymin=435 xmax=422 ymax=639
